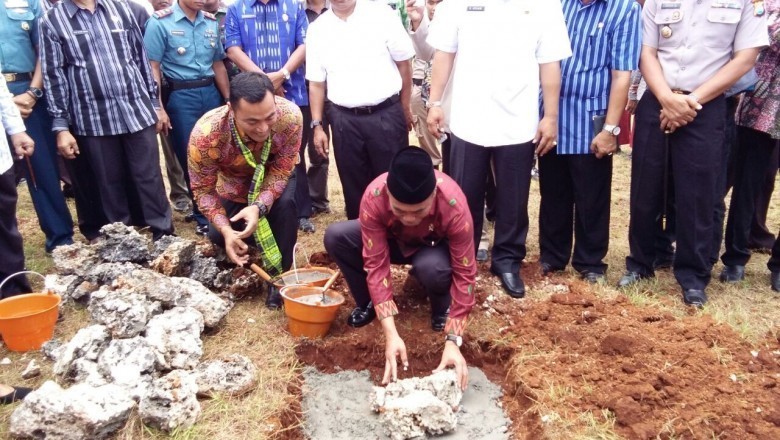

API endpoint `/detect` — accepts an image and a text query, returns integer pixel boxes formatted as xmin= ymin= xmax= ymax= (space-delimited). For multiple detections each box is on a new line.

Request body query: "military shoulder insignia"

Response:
xmin=203 ymin=11 xmax=217 ymax=20
xmin=153 ymin=8 xmax=173 ymax=19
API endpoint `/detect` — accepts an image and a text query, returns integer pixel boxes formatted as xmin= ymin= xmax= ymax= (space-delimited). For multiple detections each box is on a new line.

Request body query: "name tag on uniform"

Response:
xmin=660 ymin=2 xmax=681 ymax=8
xmin=712 ymin=2 xmax=742 ymax=8
xmin=466 ymin=5 xmax=485 ymax=11
xmin=170 ymin=30 xmax=185 ymax=36
xmin=4 ymin=0 xmax=29 ymax=8
xmin=73 ymin=30 xmax=88 ymax=35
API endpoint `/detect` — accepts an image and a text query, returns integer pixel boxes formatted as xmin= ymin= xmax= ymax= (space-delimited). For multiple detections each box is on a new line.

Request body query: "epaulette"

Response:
xmin=203 ymin=11 xmax=217 ymax=20
xmin=153 ymin=8 xmax=173 ymax=19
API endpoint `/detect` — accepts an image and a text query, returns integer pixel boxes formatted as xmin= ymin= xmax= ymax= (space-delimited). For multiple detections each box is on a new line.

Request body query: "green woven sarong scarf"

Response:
xmin=230 ymin=117 xmax=283 ymax=275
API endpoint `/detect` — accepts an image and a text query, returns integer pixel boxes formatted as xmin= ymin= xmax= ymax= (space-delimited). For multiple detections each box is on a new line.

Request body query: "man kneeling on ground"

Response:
xmin=325 ymin=147 xmax=475 ymax=389
xmin=189 ymin=72 xmax=301 ymax=309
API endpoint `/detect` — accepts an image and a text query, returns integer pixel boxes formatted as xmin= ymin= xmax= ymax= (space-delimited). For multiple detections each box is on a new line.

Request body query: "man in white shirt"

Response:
xmin=307 ymin=0 xmax=415 ymax=220
xmin=0 ymin=74 xmax=35 ymax=298
xmin=427 ymin=0 xmax=571 ymax=298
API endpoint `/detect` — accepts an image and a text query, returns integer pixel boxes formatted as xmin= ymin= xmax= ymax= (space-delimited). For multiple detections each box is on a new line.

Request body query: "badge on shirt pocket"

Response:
xmin=466 ymin=6 xmax=485 ymax=11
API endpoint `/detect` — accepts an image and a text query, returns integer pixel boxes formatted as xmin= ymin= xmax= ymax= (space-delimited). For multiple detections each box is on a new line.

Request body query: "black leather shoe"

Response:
xmin=618 ymin=271 xmax=646 ymax=288
xmin=431 ymin=308 xmax=449 ymax=332
xmin=265 ymin=284 xmax=283 ymax=310
xmin=347 ymin=302 xmax=376 ymax=328
xmin=184 ymin=211 xmax=196 ymax=223
xmin=491 ymin=269 xmax=525 ymax=298
xmin=682 ymin=289 xmax=707 ymax=308
xmin=770 ymin=271 xmax=780 ymax=292
xmin=540 ymin=262 xmax=555 ymax=276
xmin=476 ymin=249 xmax=488 ymax=263
xmin=719 ymin=265 xmax=745 ymax=282
xmin=581 ymin=271 xmax=605 ymax=284
xmin=195 ymin=224 xmax=209 ymax=236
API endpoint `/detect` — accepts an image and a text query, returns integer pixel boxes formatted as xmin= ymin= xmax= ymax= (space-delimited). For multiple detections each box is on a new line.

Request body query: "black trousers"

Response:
xmin=721 ymin=127 xmax=780 ymax=266
xmin=627 ymin=92 xmax=725 ymax=290
xmin=749 ymin=146 xmax=779 ymax=249
xmin=77 ymin=125 xmax=173 ymax=238
xmin=294 ymin=105 xmax=313 ymax=219
xmin=326 ymin=100 xmax=407 ymax=220
xmin=539 ymin=150 xmax=612 ymax=274
xmin=449 ymin=134 xmax=535 ymax=274
xmin=324 ymin=220 xmax=451 ymax=314
xmin=0 ymin=168 xmax=31 ymax=298
xmin=207 ymin=174 xmax=297 ymax=271
xmin=711 ymin=96 xmax=740 ymax=266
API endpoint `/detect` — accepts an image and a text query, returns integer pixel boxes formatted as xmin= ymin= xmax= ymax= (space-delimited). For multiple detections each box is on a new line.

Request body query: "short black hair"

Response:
xmin=229 ymin=72 xmax=275 ymax=108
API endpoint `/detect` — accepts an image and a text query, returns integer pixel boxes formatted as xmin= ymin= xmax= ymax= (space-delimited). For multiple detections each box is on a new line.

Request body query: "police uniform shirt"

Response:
xmin=0 ymin=0 xmax=39 ymax=74
xmin=143 ymin=1 xmax=225 ymax=81
xmin=643 ymin=0 xmax=769 ymax=92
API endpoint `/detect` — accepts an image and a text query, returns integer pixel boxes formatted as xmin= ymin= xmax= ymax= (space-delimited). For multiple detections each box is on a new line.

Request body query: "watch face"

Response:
xmin=612 ymin=127 xmax=621 ymax=136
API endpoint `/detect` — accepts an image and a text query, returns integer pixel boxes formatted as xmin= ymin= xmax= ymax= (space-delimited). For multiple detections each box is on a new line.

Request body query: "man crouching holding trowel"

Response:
xmin=325 ymin=147 xmax=476 ymax=390
xmin=188 ymin=72 xmax=301 ymax=310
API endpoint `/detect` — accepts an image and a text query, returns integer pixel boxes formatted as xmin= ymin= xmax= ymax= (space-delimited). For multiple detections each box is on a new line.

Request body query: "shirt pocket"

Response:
xmin=653 ymin=5 xmax=684 ymax=48
xmin=585 ymin=94 xmax=609 ymax=114
xmin=703 ymin=4 xmax=742 ymax=48
xmin=167 ymin=35 xmax=195 ymax=65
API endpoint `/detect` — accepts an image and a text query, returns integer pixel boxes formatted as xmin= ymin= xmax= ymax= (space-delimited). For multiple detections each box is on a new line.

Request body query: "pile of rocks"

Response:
xmin=370 ymin=370 xmax=464 ymax=440
xmin=9 ymin=223 xmax=258 ymax=439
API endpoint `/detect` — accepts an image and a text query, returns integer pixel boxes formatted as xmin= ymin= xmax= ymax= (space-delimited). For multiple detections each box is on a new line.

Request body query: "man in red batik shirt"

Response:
xmin=324 ymin=147 xmax=476 ymax=389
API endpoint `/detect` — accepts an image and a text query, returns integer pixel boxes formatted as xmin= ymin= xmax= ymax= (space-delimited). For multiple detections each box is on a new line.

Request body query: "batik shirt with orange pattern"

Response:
xmin=359 ymin=170 xmax=476 ymax=337
xmin=188 ymin=98 xmax=302 ymax=229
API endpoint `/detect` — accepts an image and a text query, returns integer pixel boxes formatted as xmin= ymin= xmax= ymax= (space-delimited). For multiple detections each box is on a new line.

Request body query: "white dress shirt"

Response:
xmin=305 ymin=0 xmax=415 ymax=108
xmin=427 ymin=0 xmax=572 ymax=147
xmin=0 ymin=74 xmax=26 ymax=174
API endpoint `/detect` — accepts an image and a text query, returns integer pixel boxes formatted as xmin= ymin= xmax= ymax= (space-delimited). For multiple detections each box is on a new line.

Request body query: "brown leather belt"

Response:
xmin=2 ymin=72 xmax=32 ymax=83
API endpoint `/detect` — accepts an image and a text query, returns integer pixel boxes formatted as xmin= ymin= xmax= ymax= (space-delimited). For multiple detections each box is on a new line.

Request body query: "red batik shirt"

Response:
xmin=188 ymin=98 xmax=302 ymax=228
xmin=359 ymin=170 xmax=477 ymax=336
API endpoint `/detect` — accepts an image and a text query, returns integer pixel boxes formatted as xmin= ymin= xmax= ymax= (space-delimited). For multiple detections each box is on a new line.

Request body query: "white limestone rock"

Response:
xmin=139 ymin=370 xmax=201 ymax=432
xmin=169 ymin=277 xmax=232 ymax=327
xmin=370 ymin=370 xmax=463 ymax=440
xmin=9 ymin=381 xmax=136 ymax=440
xmin=97 ymin=337 xmax=157 ymax=400
xmin=95 ymin=222 xmax=151 ymax=263
xmin=51 ymin=242 xmax=100 ymax=276
xmin=53 ymin=325 xmax=110 ymax=379
xmin=194 ymin=354 xmax=257 ymax=397
xmin=88 ymin=286 xmax=161 ymax=338
xmin=144 ymin=307 xmax=204 ymax=370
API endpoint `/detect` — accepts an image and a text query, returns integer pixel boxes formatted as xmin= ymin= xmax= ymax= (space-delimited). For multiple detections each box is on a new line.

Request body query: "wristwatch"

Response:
xmin=445 ymin=334 xmax=462 ymax=347
xmin=425 ymin=100 xmax=442 ymax=110
xmin=310 ymin=119 xmax=323 ymax=129
xmin=603 ymin=124 xmax=621 ymax=136
xmin=281 ymin=68 xmax=291 ymax=81
xmin=26 ymin=87 xmax=43 ymax=100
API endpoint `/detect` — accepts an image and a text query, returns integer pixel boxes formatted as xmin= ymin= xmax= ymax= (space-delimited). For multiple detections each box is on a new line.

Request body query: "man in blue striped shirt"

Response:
xmin=538 ymin=0 xmax=641 ymax=282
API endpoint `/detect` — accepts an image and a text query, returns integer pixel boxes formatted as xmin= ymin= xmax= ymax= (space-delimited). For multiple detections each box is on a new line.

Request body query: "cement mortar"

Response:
xmin=301 ymin=367 xmax=510 ymax=440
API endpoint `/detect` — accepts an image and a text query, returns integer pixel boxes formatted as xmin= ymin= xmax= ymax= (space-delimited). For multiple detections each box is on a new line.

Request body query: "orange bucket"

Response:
xmin=280 ymin=285 xmax=344 ymax=338
xmin=0 ymin=271 xmax=61 ymax=352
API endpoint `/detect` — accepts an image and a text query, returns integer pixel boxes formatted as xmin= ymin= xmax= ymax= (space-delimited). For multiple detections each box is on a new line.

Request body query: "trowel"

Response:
xmin=318 ymin=270 xmax=341 ymax=305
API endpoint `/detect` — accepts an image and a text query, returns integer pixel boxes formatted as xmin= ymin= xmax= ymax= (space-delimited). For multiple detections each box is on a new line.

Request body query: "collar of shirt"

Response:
xmin=172 ymin=1 xmax=204 ymax=25
xmin=248 ymin=0 xmax=278 ymax=7
xmin=63 ymin=0 xmax=107 ymax=17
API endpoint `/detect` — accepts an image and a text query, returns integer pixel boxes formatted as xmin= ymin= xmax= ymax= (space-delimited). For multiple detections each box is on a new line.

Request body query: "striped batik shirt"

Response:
xmin=39 ymin=0 xmax=158 ymax=136
xmin=225 ymin=0 xmax=308 ymax=106
xmin=556 ymin=0 xmax=641 ymax=155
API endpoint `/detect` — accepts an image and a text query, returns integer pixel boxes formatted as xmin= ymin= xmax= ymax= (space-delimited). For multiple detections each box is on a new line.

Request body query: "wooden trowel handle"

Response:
xmin=249 ymin=263 xmax=274 ymax=283
xmin=321 ymin=270 xmax=341 ymax=292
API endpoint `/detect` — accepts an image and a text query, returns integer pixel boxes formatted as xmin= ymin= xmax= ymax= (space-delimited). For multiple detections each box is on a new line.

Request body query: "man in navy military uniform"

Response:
xmin=0 ymin=0 xmax=74 ymax=252
xmin=144 ymin=0 xmax=231 ymax=236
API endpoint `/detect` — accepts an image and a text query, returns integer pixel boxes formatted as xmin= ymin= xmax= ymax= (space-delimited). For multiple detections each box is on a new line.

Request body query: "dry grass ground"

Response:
xmin=1 ymin=144 xmax=779 ymax=439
